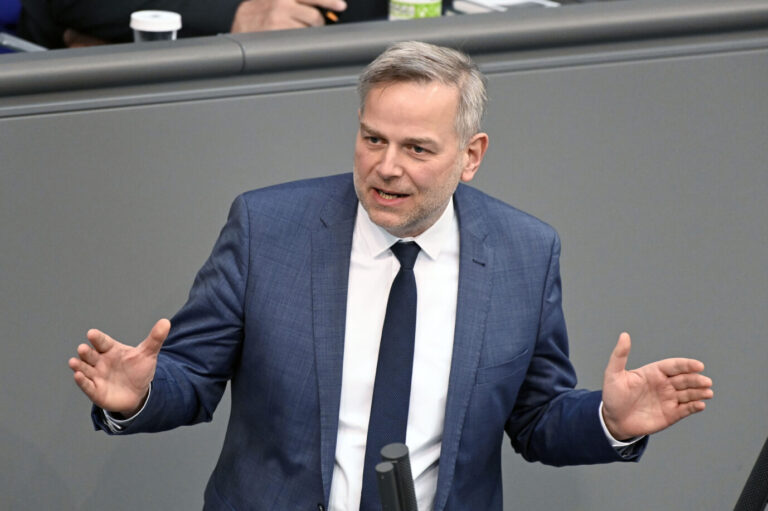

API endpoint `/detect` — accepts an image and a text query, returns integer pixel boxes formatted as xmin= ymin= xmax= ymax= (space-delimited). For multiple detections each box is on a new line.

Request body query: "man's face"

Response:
xmin=353 ymin=80 xmax=484 ymax=238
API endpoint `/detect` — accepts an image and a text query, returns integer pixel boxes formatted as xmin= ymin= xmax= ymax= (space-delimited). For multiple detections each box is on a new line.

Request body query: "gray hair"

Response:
xmin=357 ymin=41 xmax=487 ymax=146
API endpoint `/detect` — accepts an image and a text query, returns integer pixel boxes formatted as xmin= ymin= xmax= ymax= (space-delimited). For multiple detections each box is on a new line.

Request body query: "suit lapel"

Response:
xmin=434 ymin=186 xmax=493 ymax=511
xmin=312 ymin=180 xmax=358 ymax=504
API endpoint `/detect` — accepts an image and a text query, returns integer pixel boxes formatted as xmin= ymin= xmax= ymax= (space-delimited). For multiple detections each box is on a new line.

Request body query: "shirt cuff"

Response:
xmin=102 ymin=383 xmax=152 ymax=433
xmin=599 ymin=400 xmax=645 ymax=448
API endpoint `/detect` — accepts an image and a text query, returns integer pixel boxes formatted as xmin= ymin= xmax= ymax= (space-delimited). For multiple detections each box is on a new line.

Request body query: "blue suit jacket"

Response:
xmin=93 ymin=173 xmax=644 ymax=510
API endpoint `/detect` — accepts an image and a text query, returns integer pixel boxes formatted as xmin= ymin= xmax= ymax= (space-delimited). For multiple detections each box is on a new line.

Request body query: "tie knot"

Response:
xmin=391 ymin=241 xmax=420 ymax=270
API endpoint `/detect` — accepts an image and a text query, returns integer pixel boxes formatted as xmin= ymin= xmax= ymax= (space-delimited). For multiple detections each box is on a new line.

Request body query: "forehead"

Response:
xmin=361 ymin=81 xmax=460 ymax=138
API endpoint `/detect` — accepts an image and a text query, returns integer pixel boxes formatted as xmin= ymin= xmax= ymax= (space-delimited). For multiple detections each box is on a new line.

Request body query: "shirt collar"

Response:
xmin=355 ymin=197 xmax=457 ymax=261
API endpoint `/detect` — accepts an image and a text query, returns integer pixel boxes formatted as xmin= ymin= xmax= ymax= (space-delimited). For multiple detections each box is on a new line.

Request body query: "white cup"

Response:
xmin=130 ymin=11 xmax=182 ymax=42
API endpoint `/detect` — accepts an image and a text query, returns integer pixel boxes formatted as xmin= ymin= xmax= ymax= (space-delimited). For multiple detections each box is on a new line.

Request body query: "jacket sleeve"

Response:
xmin=504 ymin=232 xmax=647 ymax=465
xmin=93 ymin=194 xmax=250 ymax=434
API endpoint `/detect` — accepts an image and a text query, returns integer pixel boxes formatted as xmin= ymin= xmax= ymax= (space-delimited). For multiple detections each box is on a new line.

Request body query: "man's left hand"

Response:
xmin=601 ymin=332 xmax=713 ymax=441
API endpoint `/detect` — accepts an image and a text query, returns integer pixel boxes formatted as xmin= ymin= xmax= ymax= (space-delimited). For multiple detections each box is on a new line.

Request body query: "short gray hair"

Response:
xmin=357 ymin=41 xmax=487 ymax=146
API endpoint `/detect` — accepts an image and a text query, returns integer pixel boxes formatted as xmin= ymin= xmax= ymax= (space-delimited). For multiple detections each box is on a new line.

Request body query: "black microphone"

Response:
xmin=376 ymin=443 xmax=418 ymax=511
xmin=734 ymin=436 xmax=768 ymax=511
xmin=376 ymin=461 xmax=403 ymax=511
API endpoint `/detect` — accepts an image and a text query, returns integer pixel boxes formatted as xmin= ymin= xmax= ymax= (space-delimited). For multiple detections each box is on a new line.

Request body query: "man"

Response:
xmin=68 ymin=41 xmax=713 ymax=510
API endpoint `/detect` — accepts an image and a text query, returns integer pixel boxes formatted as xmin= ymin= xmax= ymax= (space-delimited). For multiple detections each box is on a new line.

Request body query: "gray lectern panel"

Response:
xmin=2 ymin=0 xmax=768 ymax=102
xmin=1 ymin=1 xmax=766 ymax=510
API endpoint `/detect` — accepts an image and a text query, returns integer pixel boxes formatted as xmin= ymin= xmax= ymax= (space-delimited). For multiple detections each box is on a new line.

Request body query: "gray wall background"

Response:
xmin=1 ymin=12 xmax=767 ymax=511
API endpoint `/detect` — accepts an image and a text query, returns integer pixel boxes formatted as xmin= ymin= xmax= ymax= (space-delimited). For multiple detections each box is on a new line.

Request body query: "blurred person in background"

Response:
xmin=17 ymin=0 xmax=388 ymax=48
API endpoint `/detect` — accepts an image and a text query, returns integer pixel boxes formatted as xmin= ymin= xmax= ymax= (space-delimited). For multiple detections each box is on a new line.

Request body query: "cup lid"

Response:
xmin=130 ymin=10 xmax=182 ymax=32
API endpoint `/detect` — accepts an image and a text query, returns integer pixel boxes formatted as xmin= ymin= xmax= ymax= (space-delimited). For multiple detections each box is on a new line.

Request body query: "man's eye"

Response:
xmin=411 ymin=145 xmax=426 ymax=154
xmin=367 ymin=136 xmax=381 ymax=144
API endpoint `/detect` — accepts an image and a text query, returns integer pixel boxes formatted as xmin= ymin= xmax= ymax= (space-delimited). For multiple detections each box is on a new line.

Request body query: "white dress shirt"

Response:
xmin=329 ymin=199 xmax=460 ymax=511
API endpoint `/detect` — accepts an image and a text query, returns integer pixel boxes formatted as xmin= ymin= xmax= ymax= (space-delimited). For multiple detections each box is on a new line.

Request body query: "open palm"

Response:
xmin=68 ymin=319 xmax=170 ymax=417
xmin=601 ymin=333 xmax=713 ymax=441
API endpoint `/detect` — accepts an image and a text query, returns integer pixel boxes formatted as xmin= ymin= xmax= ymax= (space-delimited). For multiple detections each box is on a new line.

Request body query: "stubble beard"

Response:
xmin=353 ymin=163 xmax=462 ymax=238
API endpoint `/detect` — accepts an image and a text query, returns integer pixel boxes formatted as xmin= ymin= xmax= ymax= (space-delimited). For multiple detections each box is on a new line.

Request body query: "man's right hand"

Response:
xmin=231 ymin=0 xmax=347 ymax=33
xmin=68 ymin=319 xmax=170 ymax=418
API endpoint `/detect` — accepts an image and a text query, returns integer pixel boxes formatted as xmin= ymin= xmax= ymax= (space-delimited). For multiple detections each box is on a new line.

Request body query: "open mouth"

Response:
xmin=376 ymin=189 xmax=408 ymax=199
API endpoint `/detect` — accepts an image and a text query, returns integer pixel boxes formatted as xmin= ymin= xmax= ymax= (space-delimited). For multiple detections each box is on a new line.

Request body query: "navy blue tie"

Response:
xmin=359 ymin=241 xmax=421 ymax=511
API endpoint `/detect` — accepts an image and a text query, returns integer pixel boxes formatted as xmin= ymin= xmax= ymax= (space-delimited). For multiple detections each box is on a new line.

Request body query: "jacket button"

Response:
xmin=317 ymin=505 xmax=325 ymax=511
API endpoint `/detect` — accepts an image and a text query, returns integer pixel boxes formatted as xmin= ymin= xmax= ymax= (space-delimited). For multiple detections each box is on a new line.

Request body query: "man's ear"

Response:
xmin=460 ymin=132 xmax=489 ymax=183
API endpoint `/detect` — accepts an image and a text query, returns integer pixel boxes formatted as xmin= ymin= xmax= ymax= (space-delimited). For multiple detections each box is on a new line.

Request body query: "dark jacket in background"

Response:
xmin=18 ymin=0 xmax=387 ymax=49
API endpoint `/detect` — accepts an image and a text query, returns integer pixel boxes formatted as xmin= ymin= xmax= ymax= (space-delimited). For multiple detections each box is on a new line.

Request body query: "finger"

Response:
xmin=664 ymin=399 xmax=707 ymax=426
xmin=290 ymin=3 xmax=325 ymax=26
xmin=69 ymin=356 xmax=98 ymax=381
xmin=655 ymin=357 xmax=705 ymax=377
xmin=299 ymin=0 xmax=347 ymax=11
xmin=682 ymin=400 xmax=707 ymax=415
xmin=676 ymin=387 xmax=714 ymax=404
xmin=68 ymin=356 xmax=82 ymax=372
xmin=669 ymin=373 xmax=713 ymax=391
xmin=87 ymin=328 xmax=115 ymax=354
xmin=604 ymin=332 xmax=631 ymax=377
xmin=76 ymin=343 xmax=99 ymax=366
xmin=72 ymin=370 xmax=97 ymax=399
xmin=138 ymin=318 xmax=171 ymax=356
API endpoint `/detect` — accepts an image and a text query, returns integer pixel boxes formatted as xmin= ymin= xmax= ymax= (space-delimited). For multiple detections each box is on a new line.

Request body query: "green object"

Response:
xmin=389 ymin=0 xmax=442 ymax=19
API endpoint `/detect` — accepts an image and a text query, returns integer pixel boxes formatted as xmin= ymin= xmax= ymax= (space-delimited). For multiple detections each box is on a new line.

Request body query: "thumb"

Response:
xmin=138 ymin=318 xmax=171 ymax=355
xmin=605 ymin=332 xmax=631 ymax=377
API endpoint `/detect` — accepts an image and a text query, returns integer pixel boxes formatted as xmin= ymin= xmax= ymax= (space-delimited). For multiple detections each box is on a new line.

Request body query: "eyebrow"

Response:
xmin=359 ymin=122 xmax=439 ymax=149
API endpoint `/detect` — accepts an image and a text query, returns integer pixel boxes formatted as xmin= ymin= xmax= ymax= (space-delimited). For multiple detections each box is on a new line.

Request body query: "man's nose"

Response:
xmin=376 ymin=146 xmax=404 ymax=178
